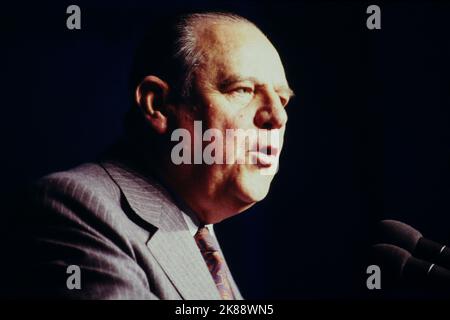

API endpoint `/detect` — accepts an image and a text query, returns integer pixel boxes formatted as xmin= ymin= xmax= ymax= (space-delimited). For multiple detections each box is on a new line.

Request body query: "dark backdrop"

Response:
xmin=1 ymin=0 xmax=449 ymax=299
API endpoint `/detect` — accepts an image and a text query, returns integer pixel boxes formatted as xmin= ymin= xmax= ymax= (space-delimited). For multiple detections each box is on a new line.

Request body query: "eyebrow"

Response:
xmin=218 ymin=75 xmax=295 ymax=98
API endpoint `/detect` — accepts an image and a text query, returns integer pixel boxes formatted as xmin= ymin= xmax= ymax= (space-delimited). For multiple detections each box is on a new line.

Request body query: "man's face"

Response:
xmin=174 ymin=21 xmax=292 ymax=219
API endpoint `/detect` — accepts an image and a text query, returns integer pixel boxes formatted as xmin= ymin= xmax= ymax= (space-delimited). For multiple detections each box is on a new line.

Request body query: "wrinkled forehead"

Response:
xmin=194 ymin=21 xmax=289 ymax=87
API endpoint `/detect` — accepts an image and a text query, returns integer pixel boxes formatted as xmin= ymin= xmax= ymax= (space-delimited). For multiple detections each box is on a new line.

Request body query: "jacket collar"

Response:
xmin=99 ymin=158 xmax=223 ymax=300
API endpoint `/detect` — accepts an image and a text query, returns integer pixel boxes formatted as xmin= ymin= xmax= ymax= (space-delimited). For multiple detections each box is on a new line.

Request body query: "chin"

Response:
xmin=237 ymin=171 xmax=274 ymax=203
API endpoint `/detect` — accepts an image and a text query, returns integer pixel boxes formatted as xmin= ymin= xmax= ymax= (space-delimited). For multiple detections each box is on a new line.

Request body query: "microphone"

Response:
xmin=379 ymin=219 xmax=450 ymax=270
xmin=372 ymin=243 xmax=450 ymax=289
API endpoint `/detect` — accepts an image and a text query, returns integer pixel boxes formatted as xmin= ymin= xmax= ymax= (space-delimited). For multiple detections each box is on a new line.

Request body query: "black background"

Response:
xmin=1 ymin=0 xmax=449 ymax=299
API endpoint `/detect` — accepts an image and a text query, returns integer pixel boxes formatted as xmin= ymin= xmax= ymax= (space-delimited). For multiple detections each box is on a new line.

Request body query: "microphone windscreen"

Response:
xmin=378 ymin=220 xmax=422 ymax=252
xmin=372 ymin=243 xmax=411 ymax=278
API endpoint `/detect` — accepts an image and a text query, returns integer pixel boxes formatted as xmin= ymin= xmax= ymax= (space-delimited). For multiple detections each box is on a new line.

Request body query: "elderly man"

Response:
xmin=16 ymin=12 xmax=293 ymax=299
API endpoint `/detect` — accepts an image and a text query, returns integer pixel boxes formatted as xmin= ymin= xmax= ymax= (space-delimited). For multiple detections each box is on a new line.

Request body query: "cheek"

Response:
xmin=229 ymin=108 xmax=255 ymax=130
xmin=204 ymin=102 xmax=251 ymax=131
xmin=203 ymin=91 xmax=255 ymax=126
xmin=199 ymin=97 xmax=258 ymax=161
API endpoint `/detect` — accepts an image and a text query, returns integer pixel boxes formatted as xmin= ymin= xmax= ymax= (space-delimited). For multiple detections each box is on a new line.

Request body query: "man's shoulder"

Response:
xmin=28 ymin=162 xmax=132 ymax=227
xmin=32 ymin=159 xmax=167 ymax=227
xmin=27 ymin=162 xmax=142 ymax=237
xmin=36 ymin=162 xmax=120 ymax=203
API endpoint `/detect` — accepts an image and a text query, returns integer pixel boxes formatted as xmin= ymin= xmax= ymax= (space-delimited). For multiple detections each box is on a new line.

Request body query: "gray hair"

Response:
xmin=173 ymin=12 xmax=255 ymax=98
xmin=125 ymin=12 xmax=256 ymax=142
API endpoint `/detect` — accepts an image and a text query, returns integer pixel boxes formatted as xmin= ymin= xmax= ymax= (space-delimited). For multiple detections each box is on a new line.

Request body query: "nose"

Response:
xmin=253 ymin=89 xmax=288 ymax=130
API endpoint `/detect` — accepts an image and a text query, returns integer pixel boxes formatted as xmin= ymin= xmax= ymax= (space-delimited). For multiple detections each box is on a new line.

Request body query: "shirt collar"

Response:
xmin=181 ymin=209 xmax=215 ymax=238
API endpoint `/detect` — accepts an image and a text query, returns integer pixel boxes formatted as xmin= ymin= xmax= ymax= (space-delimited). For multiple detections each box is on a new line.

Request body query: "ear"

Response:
xmin=135 ymin=75 xmax=170 ymax=135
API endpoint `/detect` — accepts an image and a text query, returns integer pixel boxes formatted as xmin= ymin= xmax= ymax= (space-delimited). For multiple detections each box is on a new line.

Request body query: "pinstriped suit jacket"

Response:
xmin=19 ymin=152 xmax=243 ymax=300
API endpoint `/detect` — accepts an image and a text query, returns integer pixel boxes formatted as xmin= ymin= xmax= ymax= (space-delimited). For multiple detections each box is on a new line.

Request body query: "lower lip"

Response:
xmin=249 ymin=151 xmax=277 ymax=168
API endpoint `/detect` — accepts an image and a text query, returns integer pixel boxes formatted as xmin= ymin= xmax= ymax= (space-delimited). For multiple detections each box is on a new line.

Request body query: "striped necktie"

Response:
xmin=194 ymin=226 xmax=235 ymax=300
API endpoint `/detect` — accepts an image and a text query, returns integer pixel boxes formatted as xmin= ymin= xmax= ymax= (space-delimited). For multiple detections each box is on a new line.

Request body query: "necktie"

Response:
xmin=194 ymin=226 xmax=235 ymax=300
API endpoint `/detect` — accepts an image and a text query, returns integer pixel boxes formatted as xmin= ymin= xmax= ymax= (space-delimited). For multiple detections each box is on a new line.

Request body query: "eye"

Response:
xmin=233 ymin=87 xmax=254 ymax=95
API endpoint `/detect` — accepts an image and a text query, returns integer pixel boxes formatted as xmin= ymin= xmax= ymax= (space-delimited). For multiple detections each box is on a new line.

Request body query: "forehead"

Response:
xmin=194 ymin=21 xmax=289 ymax=87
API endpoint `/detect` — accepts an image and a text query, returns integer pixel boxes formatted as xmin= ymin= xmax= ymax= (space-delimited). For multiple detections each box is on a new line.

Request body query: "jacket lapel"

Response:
xmin=100 ymin=160 xmax=221 ymax=300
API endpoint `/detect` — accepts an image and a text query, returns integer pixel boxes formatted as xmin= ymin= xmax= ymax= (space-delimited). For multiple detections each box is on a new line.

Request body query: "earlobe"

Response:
xmin=144 ymin=110 xmax=167 ymax=134
xmin=135 ymin=75 xmax=170 ymax=135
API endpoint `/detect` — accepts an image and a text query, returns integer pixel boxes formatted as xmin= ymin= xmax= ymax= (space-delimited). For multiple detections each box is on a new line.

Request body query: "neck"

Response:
xmin=156 ymin=158 xmax=252 ymax=224
xmin=120 ymin=138 xmax=253 ymax=224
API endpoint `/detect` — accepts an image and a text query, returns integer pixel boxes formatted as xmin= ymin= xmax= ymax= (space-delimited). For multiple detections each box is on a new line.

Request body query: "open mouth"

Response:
xmin=258 ymin=145 xmax=279 ymax=157
xmin=248 ymin=144 xmax=279 ymax=168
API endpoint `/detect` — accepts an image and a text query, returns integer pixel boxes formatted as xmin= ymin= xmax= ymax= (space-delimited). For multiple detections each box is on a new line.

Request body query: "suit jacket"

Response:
xmin=14 ymin=150 xmax=243 ymax=300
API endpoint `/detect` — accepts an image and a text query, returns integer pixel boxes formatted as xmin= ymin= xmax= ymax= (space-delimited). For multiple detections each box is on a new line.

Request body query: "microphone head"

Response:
xmin=372 ymin=243 xmax=412 ymax=278
xmin=378 ymin=219 xmax=422 ymax=252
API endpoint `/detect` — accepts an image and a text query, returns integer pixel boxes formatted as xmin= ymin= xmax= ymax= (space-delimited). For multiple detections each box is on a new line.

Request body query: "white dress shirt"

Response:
xmin=181 ymin=209 xmax=217 ymax=239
